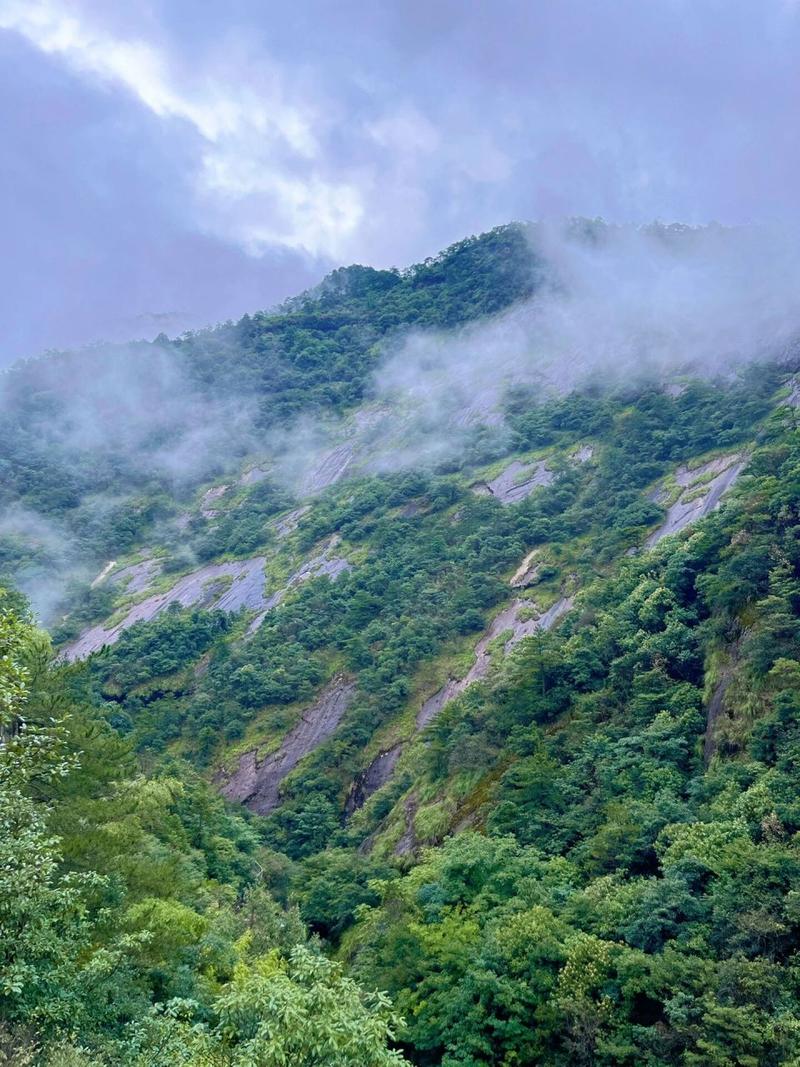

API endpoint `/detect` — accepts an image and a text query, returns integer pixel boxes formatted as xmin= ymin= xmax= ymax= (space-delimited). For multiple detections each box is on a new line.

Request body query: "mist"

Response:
xmin=268 ymin=221 xmax=800 ymax=491
xmin=0 ymin=505 xmax=82 ymax=624
xmin=3 ymin=219 xmax=800 ymax=624
xmin=11 ymin=343 xmax=262 ymax=484
xmin=370 ymin=222 xmax=800 ymax=449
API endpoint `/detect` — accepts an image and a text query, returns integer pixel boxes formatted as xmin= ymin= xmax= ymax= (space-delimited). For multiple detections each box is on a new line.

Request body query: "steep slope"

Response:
xmin=73 ymin=368 xmax=784 ymax=853
xmin=2 ymin=225 xmax=800 ymax=1066
xmin=337 ymin=401 xmax=800 ymax=1065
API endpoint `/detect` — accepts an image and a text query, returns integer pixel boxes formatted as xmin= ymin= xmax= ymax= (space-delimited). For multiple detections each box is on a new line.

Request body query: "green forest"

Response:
xmin=3 ymin=224 xmax=800 ymax=1065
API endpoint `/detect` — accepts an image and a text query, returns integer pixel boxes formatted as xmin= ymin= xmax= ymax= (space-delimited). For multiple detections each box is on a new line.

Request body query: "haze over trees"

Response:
xmin=1 ymin=224 xmax=800 ymax=1064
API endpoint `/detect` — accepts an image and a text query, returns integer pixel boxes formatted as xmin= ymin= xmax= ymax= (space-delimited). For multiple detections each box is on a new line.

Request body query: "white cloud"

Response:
xmin=0 ymin=0 xmax=364 ymax=258
xmin=368 ymin=107 xmax=440 ymax=155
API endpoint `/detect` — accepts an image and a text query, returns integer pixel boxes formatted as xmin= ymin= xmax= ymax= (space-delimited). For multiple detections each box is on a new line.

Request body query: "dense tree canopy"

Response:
xmin=1 ymin=223 xmax=800 ymax=1063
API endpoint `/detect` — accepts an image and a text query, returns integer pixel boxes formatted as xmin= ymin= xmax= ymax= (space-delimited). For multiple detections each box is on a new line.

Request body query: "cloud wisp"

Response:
xmin=371 ymin=222 xmax=800 ymax=450
xmin=5 ymin=1 xmax=800 ymax=362
xmin=2 ymin=220 xmax=800 ymax=624
xmin=0 ymin=0 xmax=362 ymax=259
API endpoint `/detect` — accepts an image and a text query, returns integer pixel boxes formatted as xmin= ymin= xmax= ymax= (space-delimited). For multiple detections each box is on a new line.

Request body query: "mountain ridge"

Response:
xmin=3 ymin=222 xmax=800 ymax=1063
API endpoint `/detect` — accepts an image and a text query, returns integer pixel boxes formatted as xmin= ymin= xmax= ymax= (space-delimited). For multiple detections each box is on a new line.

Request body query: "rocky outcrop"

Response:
xmin=646 ymin=454 xmax=746 ymax=548
xmin=201 ymin=484 xmax=230 ymax=517
xmin=704 ymin=643 xmax=741 ymax=765
xmin=111 ymin=558 xmax=162 ymax=595
xmin=90 ymin=557 xmax=161 ymax=595
xmin=425 ymin=594 xmax=573 ymax=730
xmin=344 ymin=742 xmax=404 ymax=815
xmin=350 ymin=595 xmax=574 ymax=815
xmin=61 ymin=555 xmax=268 ymax=661
xmin=246 ymin=537 xmax=351 ymax=634
xmin=240 ymin=466 xmax=269 ymax=485
xmin=217 ymin=676 xmax=356 ymax=814
xmin=90 ymin=560 xmax=117 ymax=588
xmin=510 ymin=549 xmax=540 ymax=588
xmin=299 ymin=443 xmax=355 ymax=496
xmin=394 ymin=794 xmax=420 ymax=856
xmin=531 ymin=597 xmax=575 ymax=633
xmin=473 ymin=460 xmax=554 ymax=505
xmin=704 ymin=672 xmax=732 ymax=766
xmin=272 ymin=505 xmax=311 ymax=539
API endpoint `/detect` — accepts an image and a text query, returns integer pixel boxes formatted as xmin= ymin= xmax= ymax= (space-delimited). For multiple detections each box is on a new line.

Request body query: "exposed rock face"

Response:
xmin=110 ymin=558 xmax=162 ymax=595
xmin=646 ymin=454 xmax=746 ymax=548
xmin=473 ymin=460 xmax=554 ymax=505
xmin=202 ymin=485 xmax=230 ymax=503
xmin=413 ymin=601 xmax=536 ymax=730
xmin=786 ymin=376 xmax=800 ymax=408
xmin=246 ymin=537 xmax=351 ymax=634
xmin=299 ymin=443 xmax=355 ymax=496
xmin=704 ymin=643 xmax=740 ymax=765
xmin=664 ymin=382 xmax=688 ymax=398
xmin=90 ymin=560 xmax=116 ymax=588
xmin=530 ymin=596 xmax=575 ymax=634
xmin=674 ymin=454 xmax=741 ymax=489
xmin=416 ymin=678 xmax=466 ymax=731
xmin=351 ymin=594 xmax=574 ymax=815
xmin=394 ymin=793 xmax=420 ymax=856
xmin=213 ymin=562 xmax=272 ymax=613
xmin=201 ymin=484 xmax=230 ymax=517
xmin=217 ymin=677 xmax=356 ymax=814
xmin=704 ymin=672 xmax=732 ymax=766
xmin=345 ymin=742 xmax=404 ymax=815
xmin=91 ymin=557 xmax=160 ymax=595
xmin=240 ymin=466 xmax=269 ymax=485
xmin=61 ymin=556 xmax=268 ymax=661
xmin=272 ymin=505 xmax=311 ymax=539
xmin=382 ymin=595 xmax=575 ymax=856
xmin=572 ymin=444 xmax=594 ymax=463
xmin=510 ymin=549 xmax=540 ymax=588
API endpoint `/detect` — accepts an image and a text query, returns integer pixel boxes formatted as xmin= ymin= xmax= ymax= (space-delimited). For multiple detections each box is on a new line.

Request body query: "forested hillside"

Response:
xmin=2 ymin=222 xmax=800 ymax=1064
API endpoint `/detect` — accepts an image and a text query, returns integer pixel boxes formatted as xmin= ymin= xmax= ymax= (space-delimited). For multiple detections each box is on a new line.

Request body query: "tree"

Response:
xmin=127 ymin=947 xmax=406 ymax=1066
xmin=0 ymin=602 xmax=100 ymax=1037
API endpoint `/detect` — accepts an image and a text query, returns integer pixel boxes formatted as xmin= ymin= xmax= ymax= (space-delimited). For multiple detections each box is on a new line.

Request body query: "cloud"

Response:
xmin=5 ymin=341 xmax=262 ymax=484
xmin=365 ymin=222 xmax=800 ymax=464
xmin=4 ymin=219 xmax=799 ymax=626
xmin=4 ymin=0 xmax=800 ymax=364
xmin=0 ymin=27 xmax=331 ymax=363
xmin=0 ymin=0 xmax=363 ymax=259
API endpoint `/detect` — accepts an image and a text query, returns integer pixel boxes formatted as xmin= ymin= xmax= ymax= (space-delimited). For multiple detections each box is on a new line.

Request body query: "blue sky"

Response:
xmin=3 ymin=0 xmax=800 ymax=363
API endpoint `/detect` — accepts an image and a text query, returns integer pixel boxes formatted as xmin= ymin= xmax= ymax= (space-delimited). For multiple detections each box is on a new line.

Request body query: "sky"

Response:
xmin=3 ymin=0 xmax=800 ymax=364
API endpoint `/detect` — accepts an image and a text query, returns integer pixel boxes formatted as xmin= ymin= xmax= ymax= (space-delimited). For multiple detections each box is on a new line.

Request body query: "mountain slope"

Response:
xmin=2 ymin=222 xmax=800 ymax=1064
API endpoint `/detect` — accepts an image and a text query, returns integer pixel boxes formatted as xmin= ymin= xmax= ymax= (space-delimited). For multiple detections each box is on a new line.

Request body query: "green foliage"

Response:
xmin=3 ymin=221 xmax=800 ymax=1065
xmin=124 ymin=946 xmax=405 ymax=1066
xmin=340 ymin=417 xmax=800 ymax=1065
xmin=291 ymin=849 xmax=394 ymax=941
xmin=0 ymin=597 xmax=405 ymax=1064
xmin=192 ymin=480 xmax=292 ymax=561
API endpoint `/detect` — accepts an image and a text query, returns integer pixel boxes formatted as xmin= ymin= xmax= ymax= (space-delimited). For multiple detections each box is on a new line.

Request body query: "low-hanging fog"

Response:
xmin=376 ymin=222 xmax=800 ymax=426
xmin=3 ymin=220 xmax=799 ymax=621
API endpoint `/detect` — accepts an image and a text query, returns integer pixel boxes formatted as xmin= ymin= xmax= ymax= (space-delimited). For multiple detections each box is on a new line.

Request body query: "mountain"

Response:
xmin=2 ymin=222 xmax=800 ymax=1064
